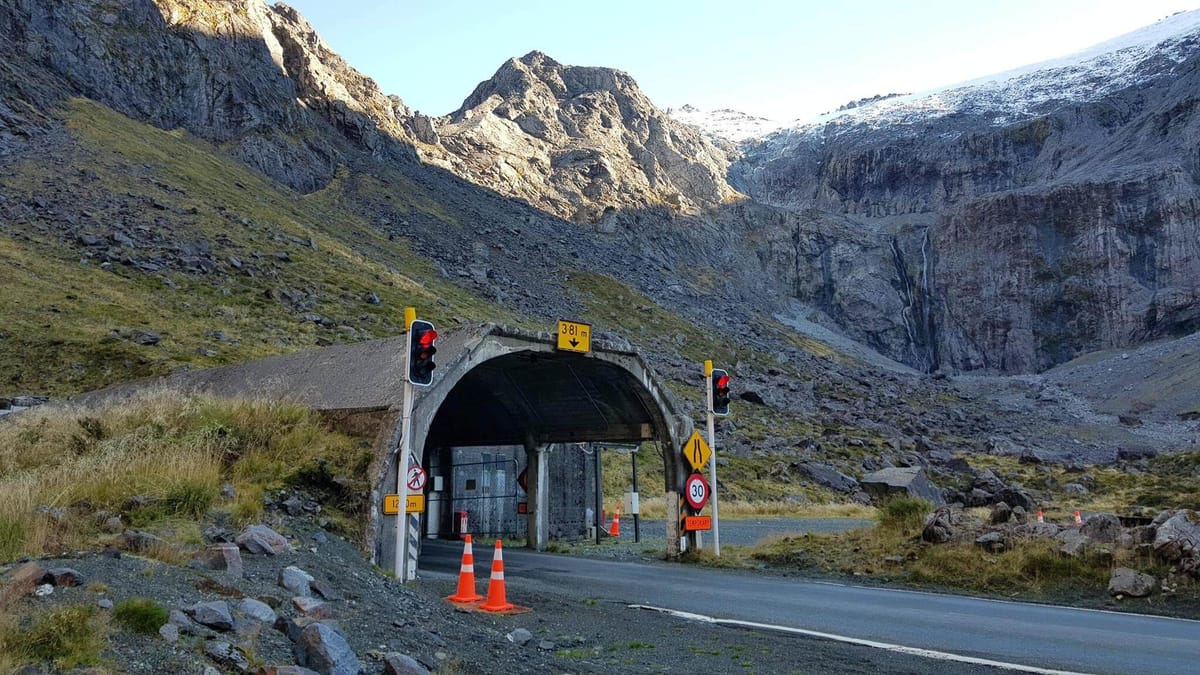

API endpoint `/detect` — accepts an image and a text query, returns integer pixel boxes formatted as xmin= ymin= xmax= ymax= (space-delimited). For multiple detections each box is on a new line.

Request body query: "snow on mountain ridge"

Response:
xmin=784 ymin=9 xmax=1200 ymax=138
xmin=666 ymin=105 xmax=783 ymax=142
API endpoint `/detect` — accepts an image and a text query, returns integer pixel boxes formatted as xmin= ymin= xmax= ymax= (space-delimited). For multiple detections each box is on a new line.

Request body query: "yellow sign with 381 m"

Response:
xmin=556 ymin=319 xmax=592 ymax=353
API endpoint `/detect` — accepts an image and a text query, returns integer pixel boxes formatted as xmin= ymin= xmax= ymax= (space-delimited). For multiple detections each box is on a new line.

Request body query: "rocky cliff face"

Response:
xmin=418 ymin=52 xmax=742 ymax=222
xmin=0 ymin=0 xmax=417 ymax=191
xmin=733 ymin=12 xmax=1200 ymax=373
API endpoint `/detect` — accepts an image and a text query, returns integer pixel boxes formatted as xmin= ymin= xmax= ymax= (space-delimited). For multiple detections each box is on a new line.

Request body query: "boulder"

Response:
xmin=294 ymin=596 xmax=334 ymax=619
xmin=1057 ymin=530 xmax=1090 ymax=558
xmin=186 ymin=601 xmax=234 ymax=631
xmin=1108 ymin=567 xmax=1156 ymax=598
xmin=1153 ymin=510 xmax=1200 ymax=562
xmin=45 ymin=567 xmax=84 ymax=587
xmin=294 ymin=622 xmax=361 ymax=675
xmin=169 ymin=608 xmax=216 ymax=638
xmin=989 ymin=502 xmax=1012 ymax=525
xmin=964 ymin=488 xmax=993 ymax=507
xmin=975 ymin=531 xmax=1007 ymax=553
xmin=237 ymin=525 xmax=293 ymax=555
xmin=1062 ymin=483 xmax=1089 ymax=495
xmin=310 ymin=579 xmax=342 ymax=601
xmin=796 ymin=462 xmax=859 ymax=493
xmin=995 ymin=487 xmax=1034 ymax=512
xmin=159 ymin=622 xmax=179 ymax=643
xmin=860 ymin=467 xmax=944 ymax=505
xmin=382 ymin=652 xmax=429 ymax=675
xmin=114 ymin=530 xmax=165 ymax=553
xmin=189 ymin=544 xmax=243 ymax=577
xmin=204 ymin=641 xmax=251 ymax=672
xmin=280 ymin=566 xmax=314 ymax=596
xmin=6 ymin=561 xmax=49 ymax=589
xmin=1080 ymin=513 xmax=1123 ymax=544
xmin=239 ymin=598 xmax=278 ymax=624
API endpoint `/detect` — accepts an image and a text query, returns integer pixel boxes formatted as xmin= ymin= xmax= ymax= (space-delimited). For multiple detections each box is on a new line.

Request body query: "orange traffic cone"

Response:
xmin=446 ymin=535 xmax=483 ymax=603
xmin=1074 ymin=510 xmax=1083 ymax=526
xmin=479 ymin=540 xmax=514 ymax=612
xmin=1036 ymin=509 xmax=1044 ymax=523
xmin=609 ymin=504 xmax=622 ymax=537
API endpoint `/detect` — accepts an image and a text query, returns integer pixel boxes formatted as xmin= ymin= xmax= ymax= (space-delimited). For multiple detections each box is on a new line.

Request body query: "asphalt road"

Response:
xmin=420 ymin=539 xmax=1199 ymax=674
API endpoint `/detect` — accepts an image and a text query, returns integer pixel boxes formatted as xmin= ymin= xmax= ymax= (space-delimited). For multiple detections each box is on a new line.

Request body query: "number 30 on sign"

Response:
xmin=684 ymin=473 xmax=709 ymax=510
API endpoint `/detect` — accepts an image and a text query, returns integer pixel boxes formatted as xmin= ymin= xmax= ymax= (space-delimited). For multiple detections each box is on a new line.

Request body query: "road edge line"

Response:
xmin=628 ymin=604 xmax=1092 ymax=675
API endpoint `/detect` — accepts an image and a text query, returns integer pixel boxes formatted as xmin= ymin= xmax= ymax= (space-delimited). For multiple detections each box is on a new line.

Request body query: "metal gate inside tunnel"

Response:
xmin=426 ymin=444 xmax=599 ymax=540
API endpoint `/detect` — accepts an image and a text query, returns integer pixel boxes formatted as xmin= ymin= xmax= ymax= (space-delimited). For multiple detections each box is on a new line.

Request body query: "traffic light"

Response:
xmin=710 ymin=368 xmax=730 ymax=416
xmin=407 ymin=319 xmax=438 ymax=386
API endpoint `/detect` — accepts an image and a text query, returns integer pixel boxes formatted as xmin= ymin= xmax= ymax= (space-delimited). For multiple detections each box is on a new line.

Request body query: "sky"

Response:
xmin=283 ymin=0 xmax=1200 ymax=122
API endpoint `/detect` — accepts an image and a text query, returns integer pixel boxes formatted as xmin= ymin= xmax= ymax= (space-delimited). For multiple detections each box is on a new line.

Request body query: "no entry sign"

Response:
xmin=684 ymin=472 xmax=709 ymax=511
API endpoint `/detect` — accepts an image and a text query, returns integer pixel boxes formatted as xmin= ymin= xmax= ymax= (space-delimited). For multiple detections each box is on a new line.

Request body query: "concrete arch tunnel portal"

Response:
xmin=375 ymin=325 xmax=695 ymax=573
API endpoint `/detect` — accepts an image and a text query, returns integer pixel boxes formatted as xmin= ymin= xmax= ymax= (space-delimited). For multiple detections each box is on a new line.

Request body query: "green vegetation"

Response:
xmin=0 ymin=604 xmax=108 ymax=670
xmin=877 ymin=497 xmax=932 ymax=534
xmin=0 ymin=390 xmax=372 ymax=560
xmin=112 ymin=598 xmax=169 ymax=635
xmin=0 ymin=98 xmax=520 ymax=396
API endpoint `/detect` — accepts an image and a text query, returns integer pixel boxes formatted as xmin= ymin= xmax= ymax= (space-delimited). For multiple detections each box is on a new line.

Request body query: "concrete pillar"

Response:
xmin=525 ymin=437 xmax=549 ymax=551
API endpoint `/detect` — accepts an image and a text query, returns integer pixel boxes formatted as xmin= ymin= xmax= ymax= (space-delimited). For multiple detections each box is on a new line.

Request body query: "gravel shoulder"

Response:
xmin=3 ymin=513 xmax=1015 ymax=674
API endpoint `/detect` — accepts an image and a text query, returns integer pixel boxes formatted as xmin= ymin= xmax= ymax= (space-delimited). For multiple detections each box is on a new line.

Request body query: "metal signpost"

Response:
xmin=394 ymin=307 xmax=436 ymax=582
xmin=704 ymin=360 xmax=722 ymax=557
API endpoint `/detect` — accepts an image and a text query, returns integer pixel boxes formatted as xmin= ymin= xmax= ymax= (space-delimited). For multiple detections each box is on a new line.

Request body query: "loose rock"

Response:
xmin=294 ymin=622 xmax=361 ymax=675
xmin=189 ymin=544 xmax=244 ymax=578
xmin=1108 ymin=567 xmax=1156 ymax=598
xmin=382 ymin=652 xmax=429 ymax=675
xmin=1080 ymin=513 xmax=1122 ymax=543
xmin=280 ymin=565 xmax=315 ymax=596
xmin=186 ymin=600 xmax=234 ymax=631
xmin=237 ymin=524 xmax=293 ymax=555
xmin=239 ymin=597 xmax=278 ymax=624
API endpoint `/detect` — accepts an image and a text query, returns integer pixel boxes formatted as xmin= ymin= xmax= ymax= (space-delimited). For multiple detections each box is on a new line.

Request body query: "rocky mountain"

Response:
xmin=732 ymin=10 xmax=1200 ymax=374
xmin=416 ymin=52 xmax=742 ymax=222
xmin=2 ymin=0 xmax=1197 ymax=481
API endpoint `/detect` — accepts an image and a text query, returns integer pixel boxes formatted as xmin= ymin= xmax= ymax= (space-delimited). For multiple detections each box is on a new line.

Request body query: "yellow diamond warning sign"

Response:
xmin=682 ymin=430 xmax=711 ymax=471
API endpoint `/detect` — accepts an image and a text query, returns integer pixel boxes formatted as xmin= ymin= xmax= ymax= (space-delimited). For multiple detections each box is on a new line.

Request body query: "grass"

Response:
xmin=599 ymin=443 xmax=873 ymax=521
xmin=0 ymin=389 xmax=371 ymax=561
xmin=0 ymin=98 xmax=523 ymax=397
xmin=112 ymin=598 xmax=168 ymax=635
xmin=0 ymin=604 xmax=108 ymax=670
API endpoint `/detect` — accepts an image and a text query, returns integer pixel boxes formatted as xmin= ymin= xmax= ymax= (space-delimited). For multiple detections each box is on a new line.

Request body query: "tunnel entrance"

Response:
xmin=370 ymin=325 xmax=694 ymax=575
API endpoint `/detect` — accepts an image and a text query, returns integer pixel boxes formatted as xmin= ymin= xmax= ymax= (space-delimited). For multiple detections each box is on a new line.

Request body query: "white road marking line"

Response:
xmin=629 ymin=604 xmax=1092 ymax=675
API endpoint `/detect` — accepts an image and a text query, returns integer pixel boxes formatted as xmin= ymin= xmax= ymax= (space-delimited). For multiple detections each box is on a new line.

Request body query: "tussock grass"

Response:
xmin=0 ymin=389 xmax=367 ymax=560
xmin=112 ymin=598 xmax=168 ymax=635
xmin=0 ymin=603 xmax=108 ymax=670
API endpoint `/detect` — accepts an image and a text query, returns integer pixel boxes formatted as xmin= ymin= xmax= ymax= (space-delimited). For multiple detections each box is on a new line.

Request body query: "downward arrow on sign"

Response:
xmin=570 ymin=339 xmax=579 ymax=347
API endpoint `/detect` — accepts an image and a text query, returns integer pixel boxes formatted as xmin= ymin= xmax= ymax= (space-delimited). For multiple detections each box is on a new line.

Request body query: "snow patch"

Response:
xmin=667 ymin=105 xmax=784 ymax=142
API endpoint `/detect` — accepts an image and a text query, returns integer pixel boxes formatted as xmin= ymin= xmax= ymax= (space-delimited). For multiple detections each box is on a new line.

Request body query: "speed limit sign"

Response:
xmin=684 ymin=473 xmax=709 ymax=510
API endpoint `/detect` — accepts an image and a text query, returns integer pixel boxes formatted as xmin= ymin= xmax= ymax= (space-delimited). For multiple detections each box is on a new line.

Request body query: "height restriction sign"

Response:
xmin=684 ymin=473 xmax=710 ymax=510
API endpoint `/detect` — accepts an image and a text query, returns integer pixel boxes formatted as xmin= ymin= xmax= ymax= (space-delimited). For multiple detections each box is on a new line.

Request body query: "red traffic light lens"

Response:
xmin=418 ymin=329 xmax=438 ymax=347
xmin=716 ymin=375 xmax=730 ymax=389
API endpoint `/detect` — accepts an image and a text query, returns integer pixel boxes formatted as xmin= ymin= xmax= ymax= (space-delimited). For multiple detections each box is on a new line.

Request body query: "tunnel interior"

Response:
xmin=426 ymin=350 xmax=663 ymax=447
xmin=417 ymin=350 xmax=669 ymax=543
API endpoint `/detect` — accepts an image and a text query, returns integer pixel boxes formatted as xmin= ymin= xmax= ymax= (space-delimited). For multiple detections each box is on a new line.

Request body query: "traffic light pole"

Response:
xmin=706 ymin=369 xmax=721 ymax=558
xmin=394 ymin=378 xmax=415 ymax=581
